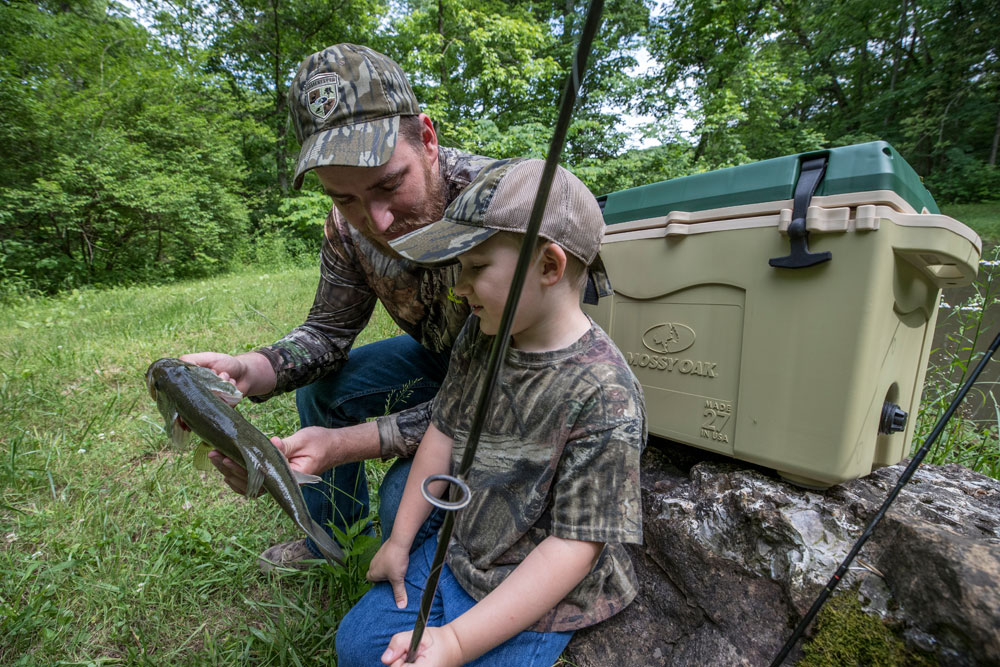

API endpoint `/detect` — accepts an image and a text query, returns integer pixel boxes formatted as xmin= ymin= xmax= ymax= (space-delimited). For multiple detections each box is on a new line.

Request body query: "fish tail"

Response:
xmin=307 ymin=521 xmax=345 ymax=567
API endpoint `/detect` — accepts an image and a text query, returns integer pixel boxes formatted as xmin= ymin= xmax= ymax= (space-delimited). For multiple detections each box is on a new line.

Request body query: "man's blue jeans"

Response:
xmin=336 ymin=534 xmax=574 ymax=665
xmin=295 ymin=334 xmax=451 ymax=557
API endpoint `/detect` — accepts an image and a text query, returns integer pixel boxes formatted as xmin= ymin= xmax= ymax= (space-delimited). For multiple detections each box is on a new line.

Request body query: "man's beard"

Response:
xmin=362 ymin=159 xmax=448 ymax=259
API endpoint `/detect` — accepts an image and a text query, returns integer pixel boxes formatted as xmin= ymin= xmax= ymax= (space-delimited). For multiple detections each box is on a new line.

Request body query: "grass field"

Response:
xmin=942 ymin=199 xmax=1000 ymax=243
xmin=2 ymin=201 xmax=998 ymax=664
xmin=1 ymin=267 xmax=402 ymax=664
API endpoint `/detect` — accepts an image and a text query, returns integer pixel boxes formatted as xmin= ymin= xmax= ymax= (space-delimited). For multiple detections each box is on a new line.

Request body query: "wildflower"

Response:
xmin=78 ymin=448 xmax=86 ymax=454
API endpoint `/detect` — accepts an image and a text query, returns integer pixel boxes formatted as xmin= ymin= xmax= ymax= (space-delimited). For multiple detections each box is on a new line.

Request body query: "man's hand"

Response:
xmin=179 ymin=351 xmax=276 ymax=397
xmin=207 ymin=427 xmax=341 ymax=497
xmin=366 ymin=538 xmax=412 ymax=609
xmin=381 ymin=625 xmax=464 ymax=667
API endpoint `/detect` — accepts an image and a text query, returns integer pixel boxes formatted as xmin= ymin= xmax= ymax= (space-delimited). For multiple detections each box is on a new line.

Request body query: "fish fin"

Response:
xmin=192 ymin=442 xmax=214 ymax=471
xmin=246 ymin=460 xmax=266 ymax=499
xmin=308 ymin=521 xmax=345 ymax=567
xmin=169 ymin=417 xmax=193 ymax=450
xmin=187 ymin=365 xmax=243 ymax=406
xmin=292 ymin=470 xmax=323 ymax=486
xmin=210 ymin=386 xmax=242 ymax=408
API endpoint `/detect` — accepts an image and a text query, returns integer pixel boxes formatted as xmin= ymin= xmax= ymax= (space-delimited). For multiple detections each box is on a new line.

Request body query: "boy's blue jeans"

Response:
xmin=294 ymin=335 xmax=451 ymax=556
xmin=336 ymin=534 xmax=574 ymax=665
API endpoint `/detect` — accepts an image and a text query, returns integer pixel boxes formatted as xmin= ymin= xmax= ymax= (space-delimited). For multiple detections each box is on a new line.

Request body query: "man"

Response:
xmin=182 ymin=43 xmax=494 ymax=570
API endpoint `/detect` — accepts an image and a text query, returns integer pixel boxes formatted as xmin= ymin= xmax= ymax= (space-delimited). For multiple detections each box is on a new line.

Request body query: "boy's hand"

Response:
xmin=366 ymin=539 xmax=411 ymax=608
xmin=381 ymin=625 xmax=463 ymax=667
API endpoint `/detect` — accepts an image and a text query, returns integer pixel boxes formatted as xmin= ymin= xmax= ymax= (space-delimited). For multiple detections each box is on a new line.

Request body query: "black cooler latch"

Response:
xmin=769 ymin=156 xmax=833 ymax=269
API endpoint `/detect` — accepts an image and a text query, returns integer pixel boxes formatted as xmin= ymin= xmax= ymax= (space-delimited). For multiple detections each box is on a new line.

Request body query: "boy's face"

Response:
xmin=454 ymin=233 xmax=542 ymax=339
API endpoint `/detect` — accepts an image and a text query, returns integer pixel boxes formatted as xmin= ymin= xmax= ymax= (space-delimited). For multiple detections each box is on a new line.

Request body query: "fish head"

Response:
xmin=145 ymin=358 xmax=194 ymax=450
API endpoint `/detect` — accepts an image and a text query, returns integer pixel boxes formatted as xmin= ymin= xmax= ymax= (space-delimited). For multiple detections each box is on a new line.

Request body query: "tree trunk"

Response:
xmin=990 ymin=104 xmax=999 ymax=166
xmin=438 ymin=0 xmax=447 ymax=105
xmin=886 ymin=0 xmax=908 ymax=128
xmin=271 ymin=0 xmax=288 ymax=196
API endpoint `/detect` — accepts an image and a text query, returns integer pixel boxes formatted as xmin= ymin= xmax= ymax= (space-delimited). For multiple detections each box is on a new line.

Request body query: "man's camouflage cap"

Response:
xmin=390 ymin=158 xmax=612 ymax=301
xmin=288 ymin=44 xmax=420 ymax=190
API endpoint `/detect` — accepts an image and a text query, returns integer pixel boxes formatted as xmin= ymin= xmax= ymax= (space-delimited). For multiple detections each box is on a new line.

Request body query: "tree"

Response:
xmin=0 ymin=0 xmax=250 ymax=291
xmin=640 ymin=0 xmax=1000 ymax=200
xmin=387 ymin=0 xmax=653 ymax=164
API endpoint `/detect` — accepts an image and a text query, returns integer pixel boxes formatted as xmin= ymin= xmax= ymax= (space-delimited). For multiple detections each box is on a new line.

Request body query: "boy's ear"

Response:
xmin=538 ymin=242 xmax=567 ymax=286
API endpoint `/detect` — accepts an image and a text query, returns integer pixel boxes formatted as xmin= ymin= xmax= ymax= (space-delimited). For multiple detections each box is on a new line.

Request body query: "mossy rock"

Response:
xmin=798 ymin=590 xmax=934 ymax=667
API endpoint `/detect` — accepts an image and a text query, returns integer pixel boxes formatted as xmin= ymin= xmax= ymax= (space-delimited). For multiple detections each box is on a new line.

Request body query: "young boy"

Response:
xmin=335 ymin=158 xmax=646 ymax=666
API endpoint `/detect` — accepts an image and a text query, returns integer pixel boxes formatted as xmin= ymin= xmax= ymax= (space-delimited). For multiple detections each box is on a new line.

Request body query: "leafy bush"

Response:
xmin=923 ymin=150 xmax=1000 ymax=204
xmin=238 ymin=191 xmax=329 ymax=270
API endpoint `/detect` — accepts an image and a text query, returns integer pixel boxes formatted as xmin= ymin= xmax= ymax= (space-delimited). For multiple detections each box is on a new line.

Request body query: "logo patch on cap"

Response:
xmin=306 ymin=73 xmax=340 ymax=119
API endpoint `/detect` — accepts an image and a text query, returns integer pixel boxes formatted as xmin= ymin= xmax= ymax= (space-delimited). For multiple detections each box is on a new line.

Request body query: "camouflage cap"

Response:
xmin=288 ymin=44 xmax=420 ymax=190
xmin=390 ymin=158 xmax=612 ymax=302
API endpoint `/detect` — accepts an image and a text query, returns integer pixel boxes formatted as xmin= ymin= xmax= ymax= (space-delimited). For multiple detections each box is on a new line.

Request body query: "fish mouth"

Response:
xmin=145 ymin=370 xmax=158 ymax=400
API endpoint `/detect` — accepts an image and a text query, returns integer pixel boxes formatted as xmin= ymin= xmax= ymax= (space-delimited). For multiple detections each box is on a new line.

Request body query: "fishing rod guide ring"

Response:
xmin=420 ymin=474 xmax=471 ymax=511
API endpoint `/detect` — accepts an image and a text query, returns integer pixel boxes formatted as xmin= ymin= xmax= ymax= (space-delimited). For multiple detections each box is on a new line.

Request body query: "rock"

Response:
xmin=564 ymin=439 xmax=1000 ymax=666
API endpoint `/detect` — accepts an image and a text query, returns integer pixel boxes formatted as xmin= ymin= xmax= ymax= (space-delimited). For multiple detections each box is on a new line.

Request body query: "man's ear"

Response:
xmin=417 ymin=113 xmax=439 ymax=163
xmin=538 ymin=242 xmax=567 ymax=286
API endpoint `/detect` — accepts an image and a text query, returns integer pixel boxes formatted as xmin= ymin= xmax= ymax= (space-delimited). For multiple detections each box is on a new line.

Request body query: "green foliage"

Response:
xmin=573 ymin=143 xmax=697 ymax=196
xmin=0 ymin=0 xmax=250 ymax=293
xmin=642 ymin=0 xmax=999 ymax=182
xmin=924 ymin=152 xmax=1000 ymax=204
xmin=388 ymin=0 xmax=563 ymax=146
xmin=799 ymin=590 xmax=933 ymax=666
xmin=3 ymin=0 xmax=998 ymax=299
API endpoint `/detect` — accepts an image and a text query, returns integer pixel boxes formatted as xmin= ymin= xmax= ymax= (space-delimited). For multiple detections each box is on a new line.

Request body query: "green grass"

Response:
xmin=0 ymin=267 xmax=401 ymax=664
xmin=941 ymin=199 xmax=1000 ymax=243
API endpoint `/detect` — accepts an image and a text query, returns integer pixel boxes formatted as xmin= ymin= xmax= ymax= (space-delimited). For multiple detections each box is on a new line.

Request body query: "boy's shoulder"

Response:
xmin=573 ymin=322 xmax=645 ymax=421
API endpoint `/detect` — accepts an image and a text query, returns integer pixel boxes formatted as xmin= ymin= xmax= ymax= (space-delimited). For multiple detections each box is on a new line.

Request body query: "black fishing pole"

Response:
xmin=770 ymin=328 xmax=1000 ymax=666
xmin=403 ymin=0 xmax=606 ymax=661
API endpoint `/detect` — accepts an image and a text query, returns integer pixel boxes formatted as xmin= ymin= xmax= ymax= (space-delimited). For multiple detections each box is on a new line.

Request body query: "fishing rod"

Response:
xmin=404 ymin=0 xmax=606 ymax=661
xmin=769 ymin=328 xmax=1000 ymax=666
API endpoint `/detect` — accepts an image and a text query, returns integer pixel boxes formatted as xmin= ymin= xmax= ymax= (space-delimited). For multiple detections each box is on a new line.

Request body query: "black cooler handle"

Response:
xmin=769 ymin=156 xmax=833 ymax=269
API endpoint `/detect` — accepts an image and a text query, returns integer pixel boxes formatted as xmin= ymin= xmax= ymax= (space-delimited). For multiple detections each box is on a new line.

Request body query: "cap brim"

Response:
xmin=292 ymin=116 xmax=400 ymax=189
xmin=389 ymin=218 xmax=498 ymax=265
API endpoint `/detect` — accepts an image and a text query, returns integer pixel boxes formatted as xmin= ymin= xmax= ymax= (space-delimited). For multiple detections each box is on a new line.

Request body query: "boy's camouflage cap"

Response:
xmin=390 ymin=158 xmax=612 ymax=301
xmin=288 ymin=44 xmax=420 ymax=190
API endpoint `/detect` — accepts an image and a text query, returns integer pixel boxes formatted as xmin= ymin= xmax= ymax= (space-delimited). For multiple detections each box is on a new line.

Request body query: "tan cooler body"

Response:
xmin=585 ymin=142 xmax=981 ymax=487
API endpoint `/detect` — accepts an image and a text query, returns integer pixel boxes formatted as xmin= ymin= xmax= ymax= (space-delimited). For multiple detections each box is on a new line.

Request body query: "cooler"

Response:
xmin=584 ymin=141 xmax=982 ymax=487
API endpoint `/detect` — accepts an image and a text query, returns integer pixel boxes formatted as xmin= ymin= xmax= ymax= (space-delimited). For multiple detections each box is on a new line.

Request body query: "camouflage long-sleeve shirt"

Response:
xmin=252 ymin=146 xmax=494 ymax=458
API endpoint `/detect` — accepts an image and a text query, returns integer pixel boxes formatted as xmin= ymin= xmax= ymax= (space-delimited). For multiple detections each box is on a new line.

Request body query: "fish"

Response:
xmin=144 ymin=357 xmax=345 ymax=567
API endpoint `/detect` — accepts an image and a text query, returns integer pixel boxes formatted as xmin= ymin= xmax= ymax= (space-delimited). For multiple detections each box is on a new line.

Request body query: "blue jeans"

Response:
xmin=295 ymin=335 xmax=451 ymax=557
xmin=336 ymin=534 xmax=574 ymax=665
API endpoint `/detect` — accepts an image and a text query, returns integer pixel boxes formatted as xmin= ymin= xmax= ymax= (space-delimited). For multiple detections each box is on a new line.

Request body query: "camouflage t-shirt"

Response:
xmin=253 ymin=147 xmax=495 ymax=458
xmin=432 ymin=317 xmax=646 ymax=633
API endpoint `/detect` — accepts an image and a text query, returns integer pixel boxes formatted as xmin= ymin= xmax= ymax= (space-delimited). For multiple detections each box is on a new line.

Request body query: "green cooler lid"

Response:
xmin=600 ymin=141 xmax=939 ymax=225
